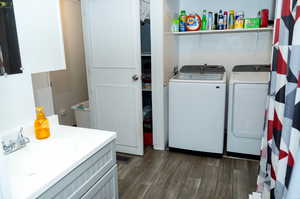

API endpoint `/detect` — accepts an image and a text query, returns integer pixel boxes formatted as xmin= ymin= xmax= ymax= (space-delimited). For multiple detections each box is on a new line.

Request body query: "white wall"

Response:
xmin=178 ymin=32 xmax=273 ymax=72
xmin=163 ymin=0 xmax=180 ymax=148
xmin=151 ymin=0 xmax=166 ymax=150
xmin=164 ymin=0 xmax=179 ymax=82
xmin=0 ymin=71 xmax=35 ymax=133
xmin=150 ymin=0 xmax=180 ymax=150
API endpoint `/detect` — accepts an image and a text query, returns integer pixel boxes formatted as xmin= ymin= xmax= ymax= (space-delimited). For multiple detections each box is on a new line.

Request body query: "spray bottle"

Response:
xmin=201 ymin=9 xmax=207 ymax=30
xmin=228 ymin=10 xmax=235 ymax=29
xmin=208 ymin=12 xmax=213 ymax=30
xmin=218 ymin=10 xmax=224 ymax=30
xmin=224 ymin=11 xmax=228 ymax=29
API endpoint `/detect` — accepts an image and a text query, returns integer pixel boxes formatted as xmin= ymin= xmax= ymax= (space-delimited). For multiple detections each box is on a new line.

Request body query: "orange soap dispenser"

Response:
xmin=34 ymin=106 xmax=50 ymax=139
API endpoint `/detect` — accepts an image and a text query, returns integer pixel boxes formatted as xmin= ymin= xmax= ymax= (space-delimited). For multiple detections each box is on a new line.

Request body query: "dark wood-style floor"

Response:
xmin=117 ymin=147 xmax=259 ymax=199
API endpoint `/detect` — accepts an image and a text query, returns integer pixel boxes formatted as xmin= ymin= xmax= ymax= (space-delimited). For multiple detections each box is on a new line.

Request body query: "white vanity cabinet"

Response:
xmin=13 ymin=0 xmax=66 ymax=73
xmin=6 ymin=121 xmax=118 ymax=199
xmin=38 ymin=141 xmax=118 ymax=199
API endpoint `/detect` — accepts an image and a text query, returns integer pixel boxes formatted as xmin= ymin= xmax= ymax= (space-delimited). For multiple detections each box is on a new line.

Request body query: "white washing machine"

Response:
xmin=169 ymin=65 xmax=226 ymax=154
xmin=227 ymin=65 xmax=270 ymax=155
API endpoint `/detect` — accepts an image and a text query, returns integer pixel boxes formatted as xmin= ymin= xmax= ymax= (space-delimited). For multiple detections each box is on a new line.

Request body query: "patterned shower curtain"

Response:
xmin=257 ymin=0 xmax=300 ymax=198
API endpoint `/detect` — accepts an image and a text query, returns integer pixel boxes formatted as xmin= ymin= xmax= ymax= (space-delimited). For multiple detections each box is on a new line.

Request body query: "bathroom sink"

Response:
xmin=5 ymin=121 xmax=117 ymax=199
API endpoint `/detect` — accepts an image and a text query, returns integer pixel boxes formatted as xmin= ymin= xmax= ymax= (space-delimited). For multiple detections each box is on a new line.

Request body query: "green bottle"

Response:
xmin=201 ymin=9 xmax=207 ymax=30
xmin=179 ymin=10 xmax=187 ymax=32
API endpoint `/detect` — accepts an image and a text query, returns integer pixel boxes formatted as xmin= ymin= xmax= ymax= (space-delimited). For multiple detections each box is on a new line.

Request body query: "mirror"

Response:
xmin=0 ymin=0 xmax=22 ymax=76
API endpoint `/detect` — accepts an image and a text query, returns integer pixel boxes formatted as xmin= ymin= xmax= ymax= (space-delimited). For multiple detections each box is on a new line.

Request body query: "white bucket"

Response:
xmin=71 ymin=101 xmax=90 ymax=128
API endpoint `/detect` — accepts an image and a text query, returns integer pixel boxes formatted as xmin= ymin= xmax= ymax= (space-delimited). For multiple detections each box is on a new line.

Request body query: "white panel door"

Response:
xmin=82 ymin=0 xmax=143 ymax=155
xmin=14 ymin=0 xmax=66 ymax=73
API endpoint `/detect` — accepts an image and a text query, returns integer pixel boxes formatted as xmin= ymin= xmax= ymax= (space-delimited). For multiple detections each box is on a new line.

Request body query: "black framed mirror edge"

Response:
xmin=0 ymin=0 xmax=23 ymax=76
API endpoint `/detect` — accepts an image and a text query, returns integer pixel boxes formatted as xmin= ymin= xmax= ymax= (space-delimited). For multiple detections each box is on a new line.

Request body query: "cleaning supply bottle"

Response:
xmin=179 ymin=10 xmax=187 ymax=32
xmin=213 ymin=13 xmax=218 ymax=30
xmin=201 ymin=10 xmax=207 ymax=30
xmin=218 ymin=10 xmax=224 ymax=30
xmin=172 ymin=18 xmax=179 ymax=32
xmin=208 ymin=12 xmax=213 ymax=30
xmin=235 ymin=11 xmax=245 ymax=29
xmin=186 ymin=13 xmax=201 ymax=31
xmin=228 ymin=10 xmax=235 ymax=29
xmin=224 ymin=11 xmax=228 ymax=29
xmin=34 ymin=106 xmax=50 ymax=139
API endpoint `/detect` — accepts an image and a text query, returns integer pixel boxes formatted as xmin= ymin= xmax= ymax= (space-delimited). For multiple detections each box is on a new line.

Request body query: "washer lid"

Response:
xmin=180 ymin=65 xmax=225 ymax=74
xmin=174 ymin=73 xmax=224 ymax=81
xmin=171 ymin=65 xmax=226 ymax=82
xmin=232 ymin=65 xmax=270 ymax=72
xmin=230 ymin=71 xmax=270 ymax=84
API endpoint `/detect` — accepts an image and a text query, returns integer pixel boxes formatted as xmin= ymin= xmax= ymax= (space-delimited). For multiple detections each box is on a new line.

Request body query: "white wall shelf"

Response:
xmin=173 ymin=26 xmax=273 ymax=35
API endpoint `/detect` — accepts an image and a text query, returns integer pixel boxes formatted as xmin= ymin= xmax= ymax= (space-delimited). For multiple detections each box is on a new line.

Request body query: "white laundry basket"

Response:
xmin=71 ymin=101 xmax=90 ymax=128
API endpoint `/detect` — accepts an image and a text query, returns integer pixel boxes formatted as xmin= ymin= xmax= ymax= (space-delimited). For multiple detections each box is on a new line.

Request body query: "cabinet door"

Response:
xmin=232 ymin=83 xmax=268 ymax=139
xmin=81 ymin=165 xmax=118 ymax=199
xmin=0 ymin=154 xmax=11 ymax=199
xmin=13 ymin=0 xmax=65 ymax=73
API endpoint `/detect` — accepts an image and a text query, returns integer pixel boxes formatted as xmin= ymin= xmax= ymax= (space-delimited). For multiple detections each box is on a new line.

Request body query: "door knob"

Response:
xmin=132 ymin=74 xmax=139 ymax=81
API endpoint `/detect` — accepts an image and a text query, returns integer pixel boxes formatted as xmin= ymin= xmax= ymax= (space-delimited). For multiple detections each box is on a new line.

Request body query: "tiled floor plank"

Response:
xmin=118 ymin=148 xmax=259 ymax=199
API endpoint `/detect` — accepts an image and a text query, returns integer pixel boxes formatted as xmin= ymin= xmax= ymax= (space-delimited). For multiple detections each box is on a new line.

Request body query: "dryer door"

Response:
xmin=232 ymin=83 xmax=268 ymax=139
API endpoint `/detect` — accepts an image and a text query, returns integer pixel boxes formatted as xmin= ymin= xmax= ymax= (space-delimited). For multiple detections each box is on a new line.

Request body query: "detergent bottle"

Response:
xmin=186 ymin=13 xmax=201 ymax=31
xmin=179 ymin=10 xmax=187 ymax=32
xmin=201 ymin=10 xmax=207 ymax=30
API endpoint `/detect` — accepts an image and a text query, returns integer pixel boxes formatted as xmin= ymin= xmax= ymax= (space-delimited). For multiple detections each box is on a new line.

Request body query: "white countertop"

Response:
xmin=3 ymin=118 xmax=116 ymax=199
